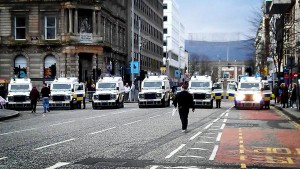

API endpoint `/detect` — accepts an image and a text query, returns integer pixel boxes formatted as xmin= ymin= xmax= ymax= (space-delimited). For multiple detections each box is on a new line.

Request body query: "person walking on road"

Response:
xmin=173 ymin=84 xmax=195 ymax=133
xmin=41 ymin=83 xmax=50 ymax=115
xmin=29 ymin=86 xmax=40 ymax=113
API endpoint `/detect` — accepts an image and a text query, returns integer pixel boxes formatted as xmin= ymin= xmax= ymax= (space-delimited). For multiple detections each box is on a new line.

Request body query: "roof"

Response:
xmin=240 ymin=76 xmax=261 ymax=82
xmin=191 ymin=75 xmax=212 ymax=81
xmin=144 ymin=75 xmax=168 ymax=81
xmin=53 ymin=77 xmax=78 ymax=83
xmin=10 ymin=78 xmax=31 ymax=84
xmin=98 ymin=77 xmax=122 ymax=82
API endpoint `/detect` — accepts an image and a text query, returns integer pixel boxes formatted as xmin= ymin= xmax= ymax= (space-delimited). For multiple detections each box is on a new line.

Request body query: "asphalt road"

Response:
xmin=0 ymin=101 xmax=300 ymax=169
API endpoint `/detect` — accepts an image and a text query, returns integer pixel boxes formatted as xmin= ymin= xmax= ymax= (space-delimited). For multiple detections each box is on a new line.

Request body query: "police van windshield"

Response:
xmin=228 ymin=84 xmax=236 ymax=90
xmin=143 ymin=81 xmax=162 ymax=88
xmin=191 ymin=82 xmax=210 ymax=88
xmin=213 ymin=84 xmax=222 ymax=89
xmin=10 ymin=84 xmax=30 ymax=91
xmin=98 ymin=83 xmax=116 ymax=89
xmin=240 ymin=83 xmax=260 ymax=90
xmin=52 ymin=84 xmax=72 ymax=90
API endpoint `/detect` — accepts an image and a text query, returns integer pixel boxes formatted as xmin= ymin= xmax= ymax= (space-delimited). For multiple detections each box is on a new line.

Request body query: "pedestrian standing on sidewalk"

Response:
xmin=41 ymin=83 xmax=50 ymax=114
xmin=173 ymin=84 xmax=195 ymax=133
xmin=281 ymin=83 xmax=289 ymax=108
xmin=130 ymin=82 xmax=135 ymax=102
xmin=124 ymin=83 xmax=130 ymax=102
xmin=290 ymin=83 xmax=297 ymax=108
xmin=29 ymin=86 xmax=40 ymax=113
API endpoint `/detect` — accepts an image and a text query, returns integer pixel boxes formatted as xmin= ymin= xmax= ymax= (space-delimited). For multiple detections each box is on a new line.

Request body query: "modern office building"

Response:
xmin=163 ymin=0 xmax=186 ymax=79
xmin=127 ymin=0 xmax=164 ymax=80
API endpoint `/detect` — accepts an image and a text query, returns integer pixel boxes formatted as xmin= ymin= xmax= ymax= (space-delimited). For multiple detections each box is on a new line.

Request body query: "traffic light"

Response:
xmin=13 ymin=67 xmax=19 ymax=75
xmin=97 ymin=69 xmax=102 ymax=78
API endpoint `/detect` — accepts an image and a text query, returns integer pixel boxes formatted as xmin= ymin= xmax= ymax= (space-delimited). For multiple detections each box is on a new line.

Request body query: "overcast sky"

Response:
xmin=176 ymin=0 xmax=264 ymax=41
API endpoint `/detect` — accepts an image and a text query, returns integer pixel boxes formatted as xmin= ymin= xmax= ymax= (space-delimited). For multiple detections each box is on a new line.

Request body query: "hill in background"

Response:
xmin=185 ymin=39 xmax=255 ymax=61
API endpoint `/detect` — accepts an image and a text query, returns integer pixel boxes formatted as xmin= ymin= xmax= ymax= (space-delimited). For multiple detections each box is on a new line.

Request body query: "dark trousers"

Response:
xmin=31 ymin=100 xmax=37 ymax=112
xmin=179 ymin=108 xmax=189 ymax=130
xmin=216 ymin=99 xmax=221 ymax=108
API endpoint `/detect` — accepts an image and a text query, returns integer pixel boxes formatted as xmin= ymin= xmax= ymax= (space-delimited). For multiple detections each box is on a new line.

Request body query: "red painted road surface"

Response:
xmin=216 ymin=109 xmax=300 ymax=168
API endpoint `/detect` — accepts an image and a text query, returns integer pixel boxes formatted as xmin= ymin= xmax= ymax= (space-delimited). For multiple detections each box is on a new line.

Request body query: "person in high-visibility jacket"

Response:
xmin=212 ymin=82 xmax=223 ymax=108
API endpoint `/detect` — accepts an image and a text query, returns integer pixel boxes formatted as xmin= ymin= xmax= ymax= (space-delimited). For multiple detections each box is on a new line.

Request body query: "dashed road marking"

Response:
xmin=197 ymin=141 xmax=214 ymax=144
xmin=223 ymin=119 xmax=227 ymax=123
xmin=89 ymin=127 xmax=116 ymax=135
xmin=225 ymin=113 xmax=229 ymax=117
xmin=201 ymin=136 xmax=214 ymax=139
xmin=178 ymin=155 xmax=204 ymax=159
xmin=204 ymin=123 xmax=213 ymax=129
xmin=50 ymin=121 xmax=75 ymax=127
xmin=0 ymin=157 xmax=7 ymax=160
xmin=189 ymin=148 xmax=208 ymax=151
xmin=165 ymin=144 xmax=186 ymax=159
xmin=149 ymin=115 xmax=161 ymax=119
xmin=0 ymin=128 xmax=37 ymax=136
xmin=216 ymin=132 xmax=222 ymax=142
xmin=220 ymin=123 xmax=226 ymax=130
xmin=190 ymin=131 xmax=202 ymax=140
xmin=34 ymin=138 xmax=75 ymax=150
xmin=45 ymin=162 xmax=70 ymax=169
xmin=209 ymin=145 xmax=219 ymax=160
xmin=85 ymin=114 xmax=107 ymax=120
xmin=213 ymin=118 xmax=220 ymax=123
xmin=238 ymin=128 xmax=247 ymax=168
xmin=123 ymin=120 xmax=142 ymax=126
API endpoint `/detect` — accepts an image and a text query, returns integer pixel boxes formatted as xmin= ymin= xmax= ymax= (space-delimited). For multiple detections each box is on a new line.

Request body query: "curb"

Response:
xmin=273 ymin=105 xmax=300 ymax=122
xmin=0 ymin=111 xmax=20 ymax=121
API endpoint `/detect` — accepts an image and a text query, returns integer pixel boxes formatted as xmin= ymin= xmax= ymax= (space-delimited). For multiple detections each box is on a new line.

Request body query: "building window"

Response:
xmin=163 ymin=40 xmax=167 ymax=46
xmin=163 ymin=3 xmax=167 ymax=9
xmin=163 ymin=16 xmax=167 ymax=21
xmin=14 ymin=55 xmax=27 ymax=78
xmin=15 ymin=17 xmax=26 ymax=40
xmin=45 ymin=16 xmax=56 ymax=40
xmin=163 ymin=28 xmax=168 ymax=34
xmin=44 ymin=55 xmax=57 ymax=79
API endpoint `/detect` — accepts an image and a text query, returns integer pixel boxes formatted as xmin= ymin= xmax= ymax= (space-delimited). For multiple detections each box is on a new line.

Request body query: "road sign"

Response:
xmin=130 ymin=61 xmax=139 ymax=74
xmin=175 ymin=70 xmax=180 ymax=78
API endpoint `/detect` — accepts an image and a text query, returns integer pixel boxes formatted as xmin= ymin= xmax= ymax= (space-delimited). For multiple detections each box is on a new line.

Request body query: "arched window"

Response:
xmin=14 ymin=55 xmax=27 ymax=78
xmin=44 ymin=55 xmax=56 ymax=78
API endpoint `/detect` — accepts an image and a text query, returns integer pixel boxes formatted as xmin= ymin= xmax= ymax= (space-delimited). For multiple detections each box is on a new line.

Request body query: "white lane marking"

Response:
xmin=209 ymin=145 xmax=219 ymax=160
xmin=210 ymin=126 xmax=220 ymax=128
xmin=0 ymin=157 xmax=7 ymax=160
xmin=201 ymin=136 xmax=214 ymax=139
xmin=197 ymin=141 xmax=213 ymax=144
xmin=225 ymin=113 xmax=229 ymax=117
xmin=220 ymin=112 xmax=225 ymax=117
xmin=208 ymin=129 xmax=219 ymax=131
xmin=165 ymin=144 xmax=186 ymax=159
xmin=149 ymin=115 xmax=161 ymax=119
xmin=213 ymin=118 xmax=220 ymax=123
xmin=50 ymin=121 xmax=75 ymax=127
xmin=220 ymin=123 xmax=226 ymax=130
xmin=223 ymin=119 xmax=227 ymax=123
xmin=85 ymin=114 xmax=106 ymax=120
xmin=204 ymin=123 xmax=213 ymax=129
xmin=89 ymin=127 xmax=116 ymax=135
xmin=150 ymin=166 xmax=159 ymax=169
xmin=123 ymin=120 xmax=142 ymax=126
xmin=45 ymin=162 xmax=70 ymax=169
xmin=189 ymin=148 xmax=208 ymax=151
xmin=34 ymin=138 xmax=75 ymax=150
xmin=205 ymin=132 xmax=216 ymax=135
xmin=166 ymin=166 xmax=199 ymax=169
xmin=111 ymin=110 xmax=127 ymax=115
xmin=0 ymin=128 xmax=37 ymax=136
xmin=216 ymin=132 xmax=222 ymax=142
xmin=178 ymin=155 xmax=204 ymax=159
xmin=190 ymin=131 xmax=202 ymax=141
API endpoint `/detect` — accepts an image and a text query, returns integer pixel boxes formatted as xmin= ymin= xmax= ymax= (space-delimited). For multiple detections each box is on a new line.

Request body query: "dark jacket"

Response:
xmin=291 ymin=87 xmax=297 ymax=101
xmin=173 ymin=90 xmax=195 ymax=110
xmin=41 ymin=86 xmax=50 ymax=97
xmin=30 ymin=87 xmax=40 ymax=101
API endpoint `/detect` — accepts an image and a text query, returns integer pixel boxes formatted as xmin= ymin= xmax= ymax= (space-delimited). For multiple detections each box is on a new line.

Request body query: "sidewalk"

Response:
xmin=0 ymin=109 xmax=20 ymax=121
xmin=272 ymin=101 xmax=300 ymax=121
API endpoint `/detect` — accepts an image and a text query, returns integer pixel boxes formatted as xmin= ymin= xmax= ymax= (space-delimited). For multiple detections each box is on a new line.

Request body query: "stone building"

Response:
xmin=0 ymin=0 xmax=127 ymax=87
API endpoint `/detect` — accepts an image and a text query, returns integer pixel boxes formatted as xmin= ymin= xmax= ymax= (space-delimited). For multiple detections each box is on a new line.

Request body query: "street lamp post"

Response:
xmin=179 ymin=46 xmax=183 ymax=81
xmin=165 ymin=36 xmax=170 ymax=76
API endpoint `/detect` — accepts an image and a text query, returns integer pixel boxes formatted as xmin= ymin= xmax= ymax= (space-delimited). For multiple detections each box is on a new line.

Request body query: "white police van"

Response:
xmin=188 ymin=75 xmax=213 ymax=109
xmin=49 ymin=77 xmax=86 ymax=109
xmin=6 ymin=78 xmax=32 ymax=109
xmin=92 ymin=76 xmax=125 ymax=109
xmin=234 ymin=76 xmax=263 ymax=109
xmin=138 ymin=75 xmax=171 ymax=108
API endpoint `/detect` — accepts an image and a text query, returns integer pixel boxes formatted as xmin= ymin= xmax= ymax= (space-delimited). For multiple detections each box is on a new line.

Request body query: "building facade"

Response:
xmin=163 ymin=0 xmax=186 ymax=80
xmin=127 ymin=0 xmax=164 ymax=81
xmin=0 ymin=0 xmax=127 ymax=87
